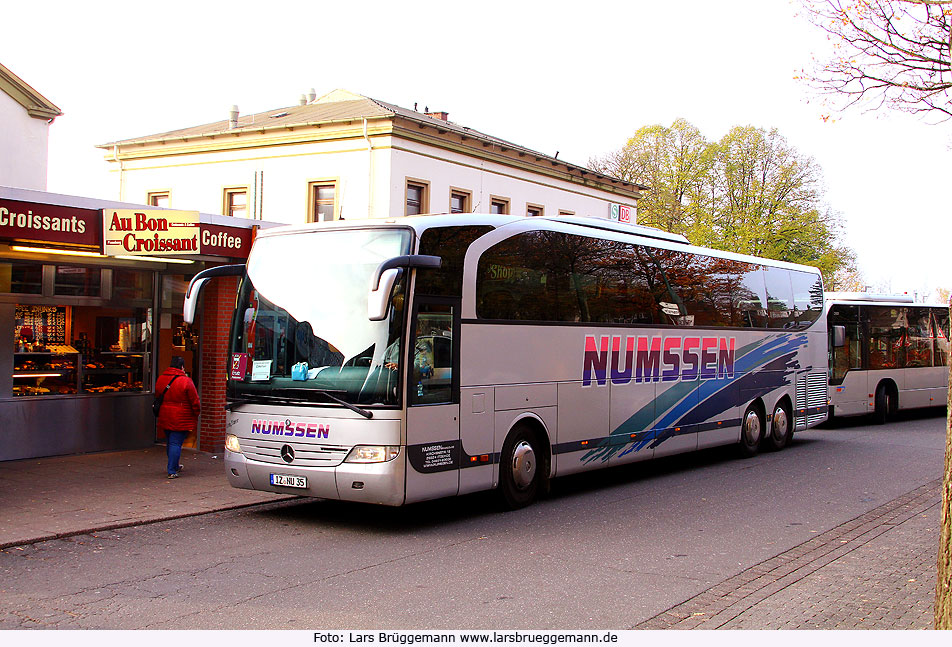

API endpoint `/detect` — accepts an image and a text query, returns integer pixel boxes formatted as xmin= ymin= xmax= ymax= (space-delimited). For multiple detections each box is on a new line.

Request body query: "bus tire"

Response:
xmin=764 ymin=400 xmax=793 ymax=451
xmin=874 ymin=384 xmax=895 ymax=425
xmin=498 ymin=423 xmax=546 ymax=510
xmin=738 ymin=404 xmax=763 ymax=458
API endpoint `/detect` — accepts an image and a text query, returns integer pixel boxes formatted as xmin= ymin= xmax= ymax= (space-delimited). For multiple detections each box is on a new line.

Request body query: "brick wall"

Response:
xmin=198 ymin=275 xmax=239 ymax=453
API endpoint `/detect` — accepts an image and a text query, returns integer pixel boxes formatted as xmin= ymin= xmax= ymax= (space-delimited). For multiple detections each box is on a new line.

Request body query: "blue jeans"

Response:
xmin=166 ymin=430 xmax=188 ymax=475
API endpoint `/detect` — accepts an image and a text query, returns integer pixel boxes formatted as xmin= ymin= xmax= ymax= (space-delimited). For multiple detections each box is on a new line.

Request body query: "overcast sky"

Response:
xmin=4 ymin=0 xmax=949 ymax=300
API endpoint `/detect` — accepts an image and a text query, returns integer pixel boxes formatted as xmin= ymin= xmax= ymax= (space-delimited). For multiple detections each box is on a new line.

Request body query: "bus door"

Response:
xmin=405 ymin=298 xmax=461 ymax=504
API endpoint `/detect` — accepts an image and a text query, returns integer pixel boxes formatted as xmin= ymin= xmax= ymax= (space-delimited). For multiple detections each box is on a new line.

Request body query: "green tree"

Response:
xmin=590 ymin=119 xmax=713 ymax=235
xmin=590 ymin=121 xmax=858 ymax=281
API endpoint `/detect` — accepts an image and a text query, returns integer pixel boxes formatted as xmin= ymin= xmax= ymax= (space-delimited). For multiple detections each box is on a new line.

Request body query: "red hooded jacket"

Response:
xmin=155 ymin=367 xmax=201 ymax=432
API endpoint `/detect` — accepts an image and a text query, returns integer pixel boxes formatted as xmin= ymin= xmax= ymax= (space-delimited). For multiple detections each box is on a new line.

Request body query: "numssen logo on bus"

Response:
xmin=251 ymin=419 xmax=329 ymax=438
xmin=582 ymin=335 xmax=735 ymax=387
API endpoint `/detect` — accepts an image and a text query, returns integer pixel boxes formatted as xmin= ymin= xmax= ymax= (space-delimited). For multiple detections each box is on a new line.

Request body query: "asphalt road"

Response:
xmin=0 ymin=408 xmax=946 ymax=630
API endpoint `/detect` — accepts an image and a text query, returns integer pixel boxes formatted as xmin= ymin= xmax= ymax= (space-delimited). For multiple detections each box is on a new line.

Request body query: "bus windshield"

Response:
xmin=228 ymin=227 xmax=412 ymax=407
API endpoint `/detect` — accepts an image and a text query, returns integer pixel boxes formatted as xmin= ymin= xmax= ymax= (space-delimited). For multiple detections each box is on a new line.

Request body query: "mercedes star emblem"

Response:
xmin=280 ymin=444 xmax=295 ymax=463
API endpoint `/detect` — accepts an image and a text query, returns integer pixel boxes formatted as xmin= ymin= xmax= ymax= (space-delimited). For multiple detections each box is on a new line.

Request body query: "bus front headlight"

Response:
xmin=345 ymin=445 xmax=400 ymax=463
xmin=225 ymin=434 xmax=242 ymax=454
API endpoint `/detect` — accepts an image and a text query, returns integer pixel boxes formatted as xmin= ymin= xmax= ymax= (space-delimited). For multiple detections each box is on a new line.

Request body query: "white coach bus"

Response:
xmin=185 ymin=214 xmax=829 ymax=508
xmin=827 ymin=292 xmax=949 ymax=422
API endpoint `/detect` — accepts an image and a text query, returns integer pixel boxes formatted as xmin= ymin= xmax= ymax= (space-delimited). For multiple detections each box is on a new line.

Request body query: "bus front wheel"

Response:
xmin=874 ymin=384 xmax=895 ymax=425
xmin=739 ymin=405 xmax=763 ymax=458
xmin=498 ymin=424 xmax=547 ymax=510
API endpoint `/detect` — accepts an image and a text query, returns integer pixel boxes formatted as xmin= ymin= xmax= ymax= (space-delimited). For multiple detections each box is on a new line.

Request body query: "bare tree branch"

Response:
xmin=798 ymin=0 xmax=952 ymax=118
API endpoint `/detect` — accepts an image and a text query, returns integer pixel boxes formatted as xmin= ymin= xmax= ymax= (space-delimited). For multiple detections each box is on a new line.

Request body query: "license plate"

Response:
xmin=270 ymin=473 xmax=307 ymax=488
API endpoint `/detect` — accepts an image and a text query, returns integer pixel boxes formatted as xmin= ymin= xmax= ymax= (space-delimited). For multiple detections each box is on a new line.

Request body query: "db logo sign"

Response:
xmin=619 ymin=205 xmax=632 ymax=224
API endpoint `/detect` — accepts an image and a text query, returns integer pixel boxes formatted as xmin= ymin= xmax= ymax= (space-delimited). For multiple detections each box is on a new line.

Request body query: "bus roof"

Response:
xmin=825 ymin=292 xmax=945 ymax=308
xmin=253 ymin=213 xmax=821 ymax=275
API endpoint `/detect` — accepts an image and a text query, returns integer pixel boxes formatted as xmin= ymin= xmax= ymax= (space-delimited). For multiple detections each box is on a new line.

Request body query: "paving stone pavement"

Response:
xmin=637 ymin=479 xmax=941 ymax=630
xmin=0 ymin=447 xmax=944 ymax=630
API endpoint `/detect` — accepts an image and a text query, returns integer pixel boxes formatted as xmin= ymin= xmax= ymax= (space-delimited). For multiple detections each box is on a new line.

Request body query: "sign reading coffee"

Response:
xmin=103 ymin=209 xmax=200 ymax=255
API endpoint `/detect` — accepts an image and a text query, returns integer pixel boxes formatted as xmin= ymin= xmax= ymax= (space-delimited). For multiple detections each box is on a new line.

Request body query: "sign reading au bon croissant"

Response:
xmin=102 ymin=209 xmax=200 ymax=255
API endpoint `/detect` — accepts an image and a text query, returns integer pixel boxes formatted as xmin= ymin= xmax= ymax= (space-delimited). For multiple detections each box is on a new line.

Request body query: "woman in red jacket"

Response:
xmin=155 ymin=356 xmax=201 ymax=479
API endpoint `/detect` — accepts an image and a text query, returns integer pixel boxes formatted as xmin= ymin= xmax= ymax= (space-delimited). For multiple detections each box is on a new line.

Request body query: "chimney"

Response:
xmin=426 ymin=110 xmax=449 ymax=121
xmin=229 ymin=105 xmax=239 ymax=129
xmin=299 ymin=94 xmax=307 ymax=106
xmin=308 ymin=88 xmax=317 ymax=103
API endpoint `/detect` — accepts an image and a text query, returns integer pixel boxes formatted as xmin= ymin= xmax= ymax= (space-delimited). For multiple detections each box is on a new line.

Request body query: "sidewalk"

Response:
xmin=0 ymin=446 xmax=942 ymax=629
xmin=0 ymin=445 xmax=295 ymax=549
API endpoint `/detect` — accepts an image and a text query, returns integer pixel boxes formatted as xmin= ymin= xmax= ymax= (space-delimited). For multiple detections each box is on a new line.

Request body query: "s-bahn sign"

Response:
xmin=103 ymin=209 xmax=200 ymax=255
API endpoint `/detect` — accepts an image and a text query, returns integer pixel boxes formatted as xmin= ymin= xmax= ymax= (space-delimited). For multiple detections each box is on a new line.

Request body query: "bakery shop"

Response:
xmin=0 ymin=186 xmax=261 ymax=461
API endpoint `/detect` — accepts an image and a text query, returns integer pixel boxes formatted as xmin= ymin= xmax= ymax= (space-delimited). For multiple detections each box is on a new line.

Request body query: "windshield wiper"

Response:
xmin=226 ymin=393 xmax=299 ymax=410
xmin=226 ymin=390 xmax=373 ymax=418
xmin=274 ymin=388 xmax=374 ymax=419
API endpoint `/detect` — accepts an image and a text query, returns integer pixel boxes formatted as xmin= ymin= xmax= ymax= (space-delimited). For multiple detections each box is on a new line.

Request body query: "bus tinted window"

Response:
xmin=417 ymin=225 xmax=493 ymax=297
xmin=477 ymin=230 xmax=580 ymax=322
xmin=734 ymin=266 xmax=768 ymax=328
xmin=867 ymin=307 xmax=905 ymax=369
xmin=764 ymin=266 xmax=795 ymax=329
xmin=476 ymin=230 xmax=819 ymax=330
xmin=791 ymin=271 xmax=824 ymax=328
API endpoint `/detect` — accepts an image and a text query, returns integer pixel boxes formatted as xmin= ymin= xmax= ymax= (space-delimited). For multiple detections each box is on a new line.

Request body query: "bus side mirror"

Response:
xmin=368 ymin=268 xmax=402 ymax=321
xmin=368 ymin=254 xmax=441 ymax=321
xmin=183 ymin=264 xmax=246 ymax=324
xmin=832 ymin=325 xmax=846 ymax=348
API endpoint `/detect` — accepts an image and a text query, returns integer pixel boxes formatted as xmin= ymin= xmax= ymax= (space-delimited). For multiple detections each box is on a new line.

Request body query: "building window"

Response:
xmin=147 ymin=192 xmax=169 ymax=208
xmin=490 ymin=197 xmax=510 ymax=215
xmin=223 ymin=188 xmax=248 ymax=218
xmin=406 ymin=180 xmax=429 ymax=216
xmin=308 ymin=181 xmax=337 ymax=222
xmin=558 ymin=210 xmax=574 ymax=216
xmin=527 ymin=203 xmax=544 ymax=217
xmin=450 ymin=189 xmax=471 ymax=214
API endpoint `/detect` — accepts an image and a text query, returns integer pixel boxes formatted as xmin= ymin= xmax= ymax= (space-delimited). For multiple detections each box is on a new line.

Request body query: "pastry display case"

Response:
xmin=13 ymin=302 xmax=151 ymax=398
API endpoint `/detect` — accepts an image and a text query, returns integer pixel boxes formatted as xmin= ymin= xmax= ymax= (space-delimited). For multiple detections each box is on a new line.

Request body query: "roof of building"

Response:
xmin=99 ymin=89 xmax=645 ymax=192
xmin=0 ymin=62 xmax=62 ymax=121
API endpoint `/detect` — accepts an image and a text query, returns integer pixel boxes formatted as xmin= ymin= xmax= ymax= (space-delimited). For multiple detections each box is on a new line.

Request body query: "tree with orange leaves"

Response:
xmin=799 ymin=0 xmax=952 ymax=628
xmin=799 ymin=0 xmax=952 ymax=117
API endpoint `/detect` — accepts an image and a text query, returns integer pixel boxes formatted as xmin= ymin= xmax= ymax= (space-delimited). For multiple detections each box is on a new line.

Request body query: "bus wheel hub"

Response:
xmin=511 ymin=440 xmax=536 ymax=490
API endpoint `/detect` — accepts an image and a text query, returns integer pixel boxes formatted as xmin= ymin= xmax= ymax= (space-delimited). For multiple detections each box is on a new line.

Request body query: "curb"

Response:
xmin=0 ymin=497 xmax=299 ymax=551
xmin=635 ymin=478 xmax=942 ymax=629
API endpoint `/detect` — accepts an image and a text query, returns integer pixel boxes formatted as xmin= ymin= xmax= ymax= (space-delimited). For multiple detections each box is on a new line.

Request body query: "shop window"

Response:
xmin=224 ymin=188 xmax=248 ymax=218
xmin=54 ymin=265 xmax=101 ymax=297
xmin=490 ymin=197 xmax=510 ymax=215
xmin=113 ymin=268 xmax=154 ymax=302
xmin=13 ymin=303 xmax=152 ymax=397
xmin=309 ymin=182 xmax=337 ymax=222
xmin=0 ymin=260 xmax=43 ymax=294
xmin=406 ymin=180 xmax=429 ymax=216
xmin=148 ymin=192 xmax=170 ymax=207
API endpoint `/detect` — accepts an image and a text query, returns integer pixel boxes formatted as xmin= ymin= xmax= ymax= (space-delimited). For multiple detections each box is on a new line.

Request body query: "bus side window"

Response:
xmin=934 ymin=309 xmax=950 ymax=367
xmin=905 ymin=308 xmax=933 ymax=368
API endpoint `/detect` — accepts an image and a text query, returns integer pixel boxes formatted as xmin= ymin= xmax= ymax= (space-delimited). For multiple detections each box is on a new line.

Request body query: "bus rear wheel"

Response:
xmin=738 ymin=405 xmax=763 ymax=458
xmin=764 ymin=402 xmax=793 ymax=451
xmin=498 ymin=424 xmax=547 ymax=510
